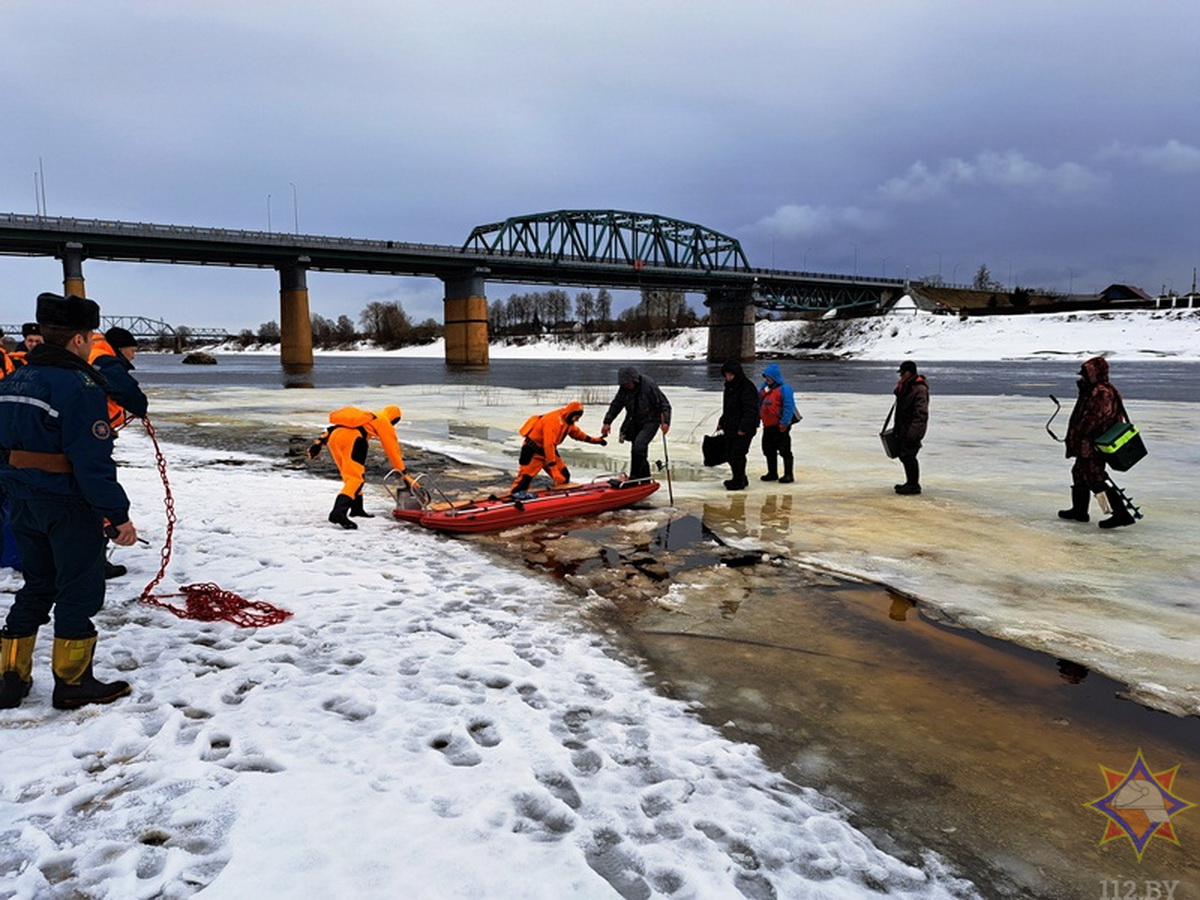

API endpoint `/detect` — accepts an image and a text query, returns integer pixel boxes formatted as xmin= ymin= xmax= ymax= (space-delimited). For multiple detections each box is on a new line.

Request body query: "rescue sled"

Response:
xmin=392 ymin=477 xmax=660 ymax=534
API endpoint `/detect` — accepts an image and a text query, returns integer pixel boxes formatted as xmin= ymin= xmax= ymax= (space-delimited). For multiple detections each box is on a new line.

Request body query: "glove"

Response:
xmin=592 ymin=437 xmax=607 ymax=446
xmin=560 ymin=467 xmax=571 ymax=483
xmin=306 ymin=442 xmax=322 ymax=460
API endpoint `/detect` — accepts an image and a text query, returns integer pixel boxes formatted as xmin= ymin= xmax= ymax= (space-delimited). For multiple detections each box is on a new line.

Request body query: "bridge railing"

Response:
xmin=0 ymin=212 xmax=466 ymax=257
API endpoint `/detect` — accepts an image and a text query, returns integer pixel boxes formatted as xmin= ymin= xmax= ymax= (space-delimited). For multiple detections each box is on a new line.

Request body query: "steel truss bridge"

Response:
xmin=0 ymin=210 xmax=907 ymax=314
xmin=0 ymin=315 xmax=227 ymax=344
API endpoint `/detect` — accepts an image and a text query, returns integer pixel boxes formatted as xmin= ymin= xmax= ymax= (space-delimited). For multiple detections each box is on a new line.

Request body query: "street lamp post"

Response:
xmin=267 ymin=194 xmax=272 ymax=234
xmin=879 ymin=256 xmax=890 ymax=277
xmin=290 ymin=182 xmax=299 ymax=234
xmin=804 ymin=246 xmax=812 ymax=271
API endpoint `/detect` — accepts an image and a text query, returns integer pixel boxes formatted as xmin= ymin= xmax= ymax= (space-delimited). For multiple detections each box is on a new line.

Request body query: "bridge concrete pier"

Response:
xmin=278 ymin=259 xmax=313 ymax=376
xmin=705 ymin=289 xmax=756 ymax=362
xmin=442 ymin=270 xmax=489 ymax=368
xmin=59 ymin=243 xmax=87 ymax=298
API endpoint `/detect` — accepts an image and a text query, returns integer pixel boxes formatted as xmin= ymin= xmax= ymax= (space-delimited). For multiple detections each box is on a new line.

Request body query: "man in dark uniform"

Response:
xmin=0 ymin=293 xmax=139 ymax=711
xmin=600 ymin=366 xmax=672 ymax=481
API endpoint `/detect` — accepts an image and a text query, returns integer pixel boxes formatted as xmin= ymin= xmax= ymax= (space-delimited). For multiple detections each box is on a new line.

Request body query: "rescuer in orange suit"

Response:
xmin=307 ymin=405 xmax=409 ymax=529
xmin=510 ymin=401 xmax=606 ymax=497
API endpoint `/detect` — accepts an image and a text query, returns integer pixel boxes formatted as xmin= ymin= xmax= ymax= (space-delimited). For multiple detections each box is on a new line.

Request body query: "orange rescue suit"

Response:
xmin=511 ymin=401 xmax=602 ymax=491
xmin=313 ymin=406 xmax=406 ymax=500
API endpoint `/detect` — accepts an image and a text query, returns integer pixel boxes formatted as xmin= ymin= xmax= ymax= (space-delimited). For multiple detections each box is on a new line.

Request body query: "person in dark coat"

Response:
xmin=601 ymin=366 xmax=672 ymax=481
xmin=892 ymin=360 xmax=929 ymax=494
xmin=0 ymin=293 xmax=138 ymax=711
xmin=717 ymin=360 xmax=760 ymax=491
xmin=1060 ymin=355 xmax=1134 ymax=528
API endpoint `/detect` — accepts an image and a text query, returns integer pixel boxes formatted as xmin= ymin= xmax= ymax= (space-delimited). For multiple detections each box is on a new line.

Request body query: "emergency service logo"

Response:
xmin=1084 ymin=749 xmax=1194 ymax=861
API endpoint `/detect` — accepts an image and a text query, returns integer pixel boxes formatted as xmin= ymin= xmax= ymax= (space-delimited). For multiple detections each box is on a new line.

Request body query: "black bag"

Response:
xmin=880 ymin=403 xmax=900 ymax=459
xmin=702 ymin=433 xmax=728 ymax=467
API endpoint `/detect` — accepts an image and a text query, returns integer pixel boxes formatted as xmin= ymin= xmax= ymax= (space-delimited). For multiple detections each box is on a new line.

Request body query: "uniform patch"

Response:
xmin=92 ymin=420 xmax=112 ymax=440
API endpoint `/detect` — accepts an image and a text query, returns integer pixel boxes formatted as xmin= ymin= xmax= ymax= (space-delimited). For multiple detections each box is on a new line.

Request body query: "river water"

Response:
xmin=137 ymin=353 xmax=1198 ymax=401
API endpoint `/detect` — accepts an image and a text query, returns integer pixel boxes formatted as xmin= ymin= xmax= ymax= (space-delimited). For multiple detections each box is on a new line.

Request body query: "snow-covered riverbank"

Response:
xmin=209 ymin=306 xmax=1200 ymax=363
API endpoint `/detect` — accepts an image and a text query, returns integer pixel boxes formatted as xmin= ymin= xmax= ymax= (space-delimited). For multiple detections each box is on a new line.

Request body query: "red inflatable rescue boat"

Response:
xmin=393 ymin=478 xmax=660 ymax=534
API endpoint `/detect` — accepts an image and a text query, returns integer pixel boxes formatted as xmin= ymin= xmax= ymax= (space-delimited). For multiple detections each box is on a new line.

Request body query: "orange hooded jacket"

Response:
xmin=519 ymin=401 xmax=600 ymax=468
xmin=314 ymin=406 xmax=406 ymax=498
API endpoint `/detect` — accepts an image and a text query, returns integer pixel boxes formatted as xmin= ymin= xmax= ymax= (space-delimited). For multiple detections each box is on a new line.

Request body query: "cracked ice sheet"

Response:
xmin=0 ymin=436 xmax=977 ymax=898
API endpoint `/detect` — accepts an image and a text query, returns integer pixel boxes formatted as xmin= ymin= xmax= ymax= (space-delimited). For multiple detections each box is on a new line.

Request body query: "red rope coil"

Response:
xmin=136 ymin=417 xmax=292 ymax=627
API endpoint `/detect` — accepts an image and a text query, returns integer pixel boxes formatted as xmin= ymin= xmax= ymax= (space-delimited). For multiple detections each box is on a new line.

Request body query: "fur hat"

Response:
xmin=104 ymin=326 xmax=137 ymax=350
xmin=36 ymin=293 xmax=100 ymax=331
xmin=21 ymin=322 xmax=39 ymax=338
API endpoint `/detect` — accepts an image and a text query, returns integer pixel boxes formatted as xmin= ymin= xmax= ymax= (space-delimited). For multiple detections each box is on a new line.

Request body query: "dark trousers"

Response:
xmin=1071 ymin=456 xmax=1107 ymax=493
xmin=761 ymin=426 xmax=793 ymax=473
xmin=4 ymin=497 xmax=106 ymax=639
xmin=628 ymin=421 xmax=660 ymax=480
xmin=727 ymin=432 xmax=754 ymax=483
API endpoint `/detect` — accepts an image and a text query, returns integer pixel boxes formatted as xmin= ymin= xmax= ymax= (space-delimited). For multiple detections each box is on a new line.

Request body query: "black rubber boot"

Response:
xmin=0 ymin=632 xmax=36 ymax=710
xmin=1058 ymin=485 xmax=1091 ymax=522
xmin=51 ymin=636 xmax=131 ymax=711
xmin=328 ymin=494 xmax=358 ymax=530
xmin=760 ymin=457 xmax=778 ymax=482
xmin=895 ymin=456 xmax=921 ymax=494
xmin=1099 ymin=488 xmax=1135 ymax=529
xmin=778 ymin=456 xmax=795 ymax=484
xmin=348 ymin=493 xmax=375 ymax=518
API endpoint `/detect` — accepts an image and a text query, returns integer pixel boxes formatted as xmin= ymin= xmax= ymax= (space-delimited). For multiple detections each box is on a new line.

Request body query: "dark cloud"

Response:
xmin=2 ymin=1 xmax=1198 ymax=328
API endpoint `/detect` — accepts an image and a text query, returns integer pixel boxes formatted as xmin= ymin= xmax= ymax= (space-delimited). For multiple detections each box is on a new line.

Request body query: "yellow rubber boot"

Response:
xmin=51 ymin=636 xmax=131 ymax=711
xmin=0 ymin=632 xmax=36 ymax=709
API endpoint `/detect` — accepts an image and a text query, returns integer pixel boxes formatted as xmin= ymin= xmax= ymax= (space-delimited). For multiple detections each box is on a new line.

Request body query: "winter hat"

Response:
xmin=21 ymin=322 xmax=39 ymax=338
xmin=105 ymin=326 xmax=137 ymax=350
xmin=898 ymin=360 xmax=918 ymax=375
xmin=36 ymin=292 xmax=100 ymax=331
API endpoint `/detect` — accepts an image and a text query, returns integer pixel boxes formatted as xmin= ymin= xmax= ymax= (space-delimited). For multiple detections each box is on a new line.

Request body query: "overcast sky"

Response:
xmin=2 ymin=1 xmax=1197 ymax=333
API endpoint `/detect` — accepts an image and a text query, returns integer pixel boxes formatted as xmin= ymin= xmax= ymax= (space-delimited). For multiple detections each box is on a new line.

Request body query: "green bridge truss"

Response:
xmin=463 ymin=210 xmax=751 ymax=272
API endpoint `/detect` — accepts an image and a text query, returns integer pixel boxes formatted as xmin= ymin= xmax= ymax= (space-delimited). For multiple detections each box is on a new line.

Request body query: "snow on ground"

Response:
xmin=0 ymin=436 xmax=977 ymax=899
xmin=213 ymin=306 xmax=1200 ymax=362
xmin=759 ymin=306 xmax=1200 ymax=362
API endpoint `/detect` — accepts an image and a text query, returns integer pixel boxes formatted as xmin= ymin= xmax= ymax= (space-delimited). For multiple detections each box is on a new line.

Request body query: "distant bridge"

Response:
xmin=0 ymin=210 xmax=908 ymax=366
xmin=1 ymin=315 xmax=229 ymax=345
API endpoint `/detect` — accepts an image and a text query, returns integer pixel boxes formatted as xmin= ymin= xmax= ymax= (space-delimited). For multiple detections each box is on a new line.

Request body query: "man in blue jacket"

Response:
xmin=0 ymin=293 xmax=139 ymax=711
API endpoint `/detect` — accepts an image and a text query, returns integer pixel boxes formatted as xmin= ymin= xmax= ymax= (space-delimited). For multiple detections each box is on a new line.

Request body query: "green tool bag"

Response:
xmin=1093 ymin=421 xmax=1146 ymax=471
